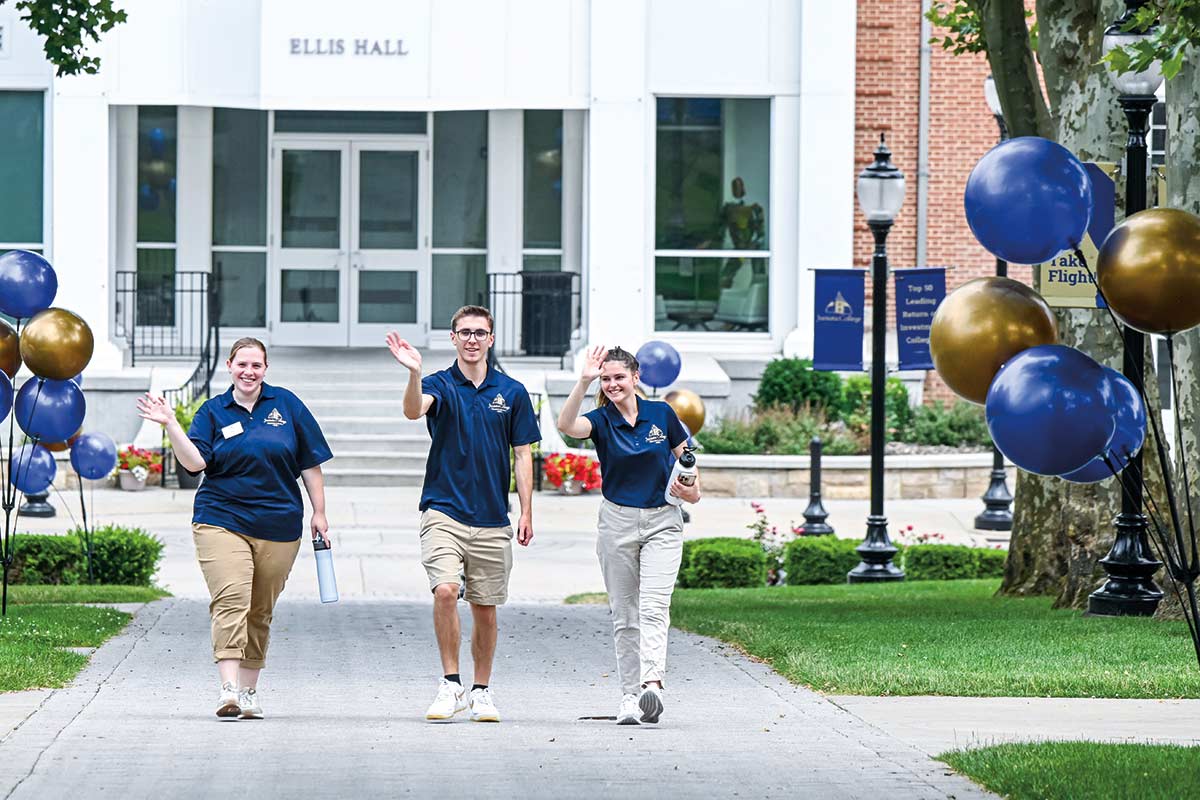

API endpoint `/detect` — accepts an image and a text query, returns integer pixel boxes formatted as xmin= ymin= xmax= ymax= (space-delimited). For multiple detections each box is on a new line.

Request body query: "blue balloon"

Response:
xmin=1060 ymin=368 xmax=1147 ymax=483
xmin=138 ymin=183 xmax=159 ymax=211
xmin=70 ymin=432 xmax=118 ymax=481
xmin=148 ymin=126 xmax=166 ymax=159
xmin=0 ymin=370 xmax=11 ymax=421
xmin=10 ymin=443 xmax=56 ymax=494
xmin=15 ymin=378 xmax=86 ymax=443
xmin=986 ymin=345 xmax=1117 ymax=476
xmin=636 ymin=341 xmax=682 ymax=389
xmin=0 ymin=250 xmax=58 ymax=319
xmin=964 ymin=137 xmax=1093 ymax=265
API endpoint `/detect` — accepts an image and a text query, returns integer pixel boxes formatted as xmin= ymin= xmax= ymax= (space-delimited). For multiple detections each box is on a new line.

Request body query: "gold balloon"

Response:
xmin=44 ymin=428 xmax=83 ymax=453
xmin=19 ymin=308 xmax=94 ymax=381
xmin=930 ymin=277 xmax=1058 ymax=405
xmin=0 ymin=319 xmax=19 ymax=379
xmin=1097 ymin=208 xmax=1200 ymax=334
xmin=665 ymin=388 xmax=706 ymax=435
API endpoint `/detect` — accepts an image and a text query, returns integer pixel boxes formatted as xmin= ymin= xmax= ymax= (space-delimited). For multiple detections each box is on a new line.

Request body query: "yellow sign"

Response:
xmin=1036 ymin=163 xmax=1116 ymax=308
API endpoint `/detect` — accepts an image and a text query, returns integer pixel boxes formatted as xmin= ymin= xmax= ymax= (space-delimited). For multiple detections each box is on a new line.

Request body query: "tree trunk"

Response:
xmin=978 ymin=0 xmax=1055 ymax=137
xmin=1155 ymin=54 xmax=1200 ymax=621
xmin=999 ymin=0 xmax=1127 ymax=608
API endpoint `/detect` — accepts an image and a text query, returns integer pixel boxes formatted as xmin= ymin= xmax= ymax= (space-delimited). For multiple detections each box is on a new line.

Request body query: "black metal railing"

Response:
xmin=114 ymin=268 xmax=222 ymax=487
xmin=115 ymin=270 xmax=218 ymax=365
xmin=488 ymin=271 xmax=582 ymax=366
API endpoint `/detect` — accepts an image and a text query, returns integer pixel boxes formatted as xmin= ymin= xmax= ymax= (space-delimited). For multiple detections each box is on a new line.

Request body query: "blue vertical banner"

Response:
xmin=894 ymin=267 xmax=946 ymax=371
xmin=812 ymin=269 xmax=866 ymax=371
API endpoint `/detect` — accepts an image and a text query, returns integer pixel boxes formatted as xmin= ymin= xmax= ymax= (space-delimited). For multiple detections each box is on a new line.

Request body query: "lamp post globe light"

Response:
xmin=1089 ymin=0 xmax=1164 ymax=616
xmin=849 ymin=134 xmax=905 ymax=583
xmin=974 ymin=74 xmax=1015 ymax=532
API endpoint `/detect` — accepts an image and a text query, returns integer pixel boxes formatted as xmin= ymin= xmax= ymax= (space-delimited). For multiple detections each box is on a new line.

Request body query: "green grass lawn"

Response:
xmin=564 ymin=592 xmax=607 ymax=605
xmin=939 ymin=742 xmax=1200 ymax=800
xmin=670 ymin=579 xmax=1200 ymax=697
xmin=0 ymin=585 xmax=165 ymax=692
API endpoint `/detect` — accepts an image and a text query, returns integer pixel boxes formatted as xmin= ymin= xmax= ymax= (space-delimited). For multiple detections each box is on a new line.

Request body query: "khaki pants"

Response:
xmin=596 ymin=500 xmax=684 ymax=696
xmin=419 ymin=509 xmax=514 ymax=605
xmin=193 ymin=523 xmax=301 ymax=669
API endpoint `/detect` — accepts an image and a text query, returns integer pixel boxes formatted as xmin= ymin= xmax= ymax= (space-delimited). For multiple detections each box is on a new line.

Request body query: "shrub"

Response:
xmin=678 ymin=538 xmax=766 ymax=589
xmin=902 ymin=543 xmax=1008 ymax=580
xmin=83 ymin=525 xmax=164 ymax=586
xmin=841 ymin=374 xmax=913 ymax=441
xmin=7 ymin=525 xmax=163 ymax=586
xmin=695 ymin=408 xmax=862 ymax=456
xmin=754 ymin=358 xmax=844 ymax=418
xmin=8 ymin=534 xmax=86 ymax=584
xmin=976 ymin=547 xmax=1007 ymax=578
xmin=783 ymin=536 xmax=864 ymax=585
xmin=905 ymin=401 xmax=991 ymax=447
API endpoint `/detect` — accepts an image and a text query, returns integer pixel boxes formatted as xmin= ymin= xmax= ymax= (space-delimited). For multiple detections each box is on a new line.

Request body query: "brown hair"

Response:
xmin=594 ymin=346 xmax=640 ymax=408
xmin=227 ymin=337 xmax=268 ymax=365
xmin=450 ymin=305 xmax=494 ymax=333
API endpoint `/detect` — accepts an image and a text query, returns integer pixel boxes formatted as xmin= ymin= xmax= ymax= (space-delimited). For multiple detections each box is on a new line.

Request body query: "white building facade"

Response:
xmin=0 ymin=0 xmax=856 ymax=371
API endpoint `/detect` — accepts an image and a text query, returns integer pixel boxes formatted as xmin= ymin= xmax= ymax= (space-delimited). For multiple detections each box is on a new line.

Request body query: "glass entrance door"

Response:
xmin=348 ymin=143 xmax=429 ymax=347
xmin=271 ymin=138 xmax=429 ymax=347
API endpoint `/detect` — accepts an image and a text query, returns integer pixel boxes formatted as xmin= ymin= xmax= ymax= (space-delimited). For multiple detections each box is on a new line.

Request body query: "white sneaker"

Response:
xmin=638 ymin=685 xmax=664 ymax=724
xmin=469 ymin=687 xmax=500 ymax=722
xmin=216 ymin=681 xmax=240 ymax=719
xmin=425 ymin=679 xmax=467 ymax=721
xmin=238 ymin=687 xmax=263 ymax=720
xmin=616 ymin=693 xmax=640 ymax=725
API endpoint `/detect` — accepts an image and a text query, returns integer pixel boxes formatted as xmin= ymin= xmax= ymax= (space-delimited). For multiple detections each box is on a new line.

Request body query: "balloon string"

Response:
xmin=1166 ymin=335 xmax=1200 ymax=576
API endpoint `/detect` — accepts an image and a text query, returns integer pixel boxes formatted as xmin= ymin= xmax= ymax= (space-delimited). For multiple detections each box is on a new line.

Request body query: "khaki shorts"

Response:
xmin=419 ymin=509 xmax=514 ymax=605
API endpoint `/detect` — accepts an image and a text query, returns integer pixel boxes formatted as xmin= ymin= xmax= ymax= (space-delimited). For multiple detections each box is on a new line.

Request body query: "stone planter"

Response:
xmin=558 ymin=479 xmax=583 ymax=495
xmin=117 ymin=470 xmax=147 ymax=491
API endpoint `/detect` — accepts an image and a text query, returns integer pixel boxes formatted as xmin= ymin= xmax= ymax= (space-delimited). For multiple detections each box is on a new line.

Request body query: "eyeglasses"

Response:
xmin=454 ymin=329 xmax=492 ymax=341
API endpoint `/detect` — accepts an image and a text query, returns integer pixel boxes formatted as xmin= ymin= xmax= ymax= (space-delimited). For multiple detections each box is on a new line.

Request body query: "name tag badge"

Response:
xmin=221 ymin=422 xmax=245 ymax=440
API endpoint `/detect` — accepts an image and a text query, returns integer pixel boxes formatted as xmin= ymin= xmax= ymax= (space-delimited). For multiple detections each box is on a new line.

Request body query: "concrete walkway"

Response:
xmin=0 ymin=598 xmax=991 ymax=799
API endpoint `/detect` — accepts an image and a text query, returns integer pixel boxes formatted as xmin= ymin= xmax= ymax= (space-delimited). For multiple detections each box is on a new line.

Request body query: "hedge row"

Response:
xmin=7 ymin=525 xmax=163 ymax=586
xmin=678 ymin=537 xmax=1004 ymax=588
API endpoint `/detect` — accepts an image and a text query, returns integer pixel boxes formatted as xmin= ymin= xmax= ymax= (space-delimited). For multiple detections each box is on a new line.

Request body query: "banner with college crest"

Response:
xmin=894 ymin=267 xmax=946 ymax=371
xmin=812 ymin=269 xmax=866 ymax=371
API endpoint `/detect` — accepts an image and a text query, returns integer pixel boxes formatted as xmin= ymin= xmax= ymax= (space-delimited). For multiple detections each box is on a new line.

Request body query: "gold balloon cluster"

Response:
xmin=665 ymin=388 xmax=706 ymax=436
xmin=1097 ymin=208 xmax=1200 ymax=335
xmin=930 ymin=277 xmax=1059 ymax=405
xmin=19 ymin=308 xmax=94 ymax=381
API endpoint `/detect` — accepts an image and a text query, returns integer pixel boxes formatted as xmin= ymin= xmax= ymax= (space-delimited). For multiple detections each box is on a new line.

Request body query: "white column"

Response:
xmin=51 ymin=78 xmax=123 ymax=370
xmin=562 ymin=109 xmax=585 ymax=337
xmin=176 ymin=106 xmax=213 ymax=272
xmin=787 ymin=0 xmax=857 ymax=358
xmin=586 ymin=0 xmax=648 ymax=348
xmin=487 ymin=110 xmax=523 ymax=347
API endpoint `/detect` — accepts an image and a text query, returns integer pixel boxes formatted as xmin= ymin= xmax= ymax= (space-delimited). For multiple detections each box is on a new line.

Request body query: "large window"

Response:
xmin=213 ymin=108 xmax=269 ymax=327
xmin=431 ymin=111 xmax=488 ymax=329
xmin=0 ymin=92 xmax=45 ymax=251
xmin=136 ymin=107 xmax=178 ymax=326
xmin=523 ymin=110 xmax=563 ymax=272
xmin=654 ymin=98 xmax=770 ymax=332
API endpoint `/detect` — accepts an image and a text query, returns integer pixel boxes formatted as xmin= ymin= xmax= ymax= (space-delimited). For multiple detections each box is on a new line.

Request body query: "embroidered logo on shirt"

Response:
xmin=488 ymin=393 xmax=510 ymax=413
xmin=646 ymin=424 xmax=666 ymax=444
xmin=264 ymin=408 xmax=288 ymax=427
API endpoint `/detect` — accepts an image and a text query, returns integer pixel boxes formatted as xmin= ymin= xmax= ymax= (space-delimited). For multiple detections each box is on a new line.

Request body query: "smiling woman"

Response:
xmin=135 ymin=336 xmax=333 ymax=721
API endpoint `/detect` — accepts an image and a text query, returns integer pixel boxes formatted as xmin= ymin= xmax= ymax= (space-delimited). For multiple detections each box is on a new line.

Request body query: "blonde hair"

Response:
xmin=227 ymin=337 xmax=268 ymax=365
xmin=594 ymin=347 xmax=640 ymax=408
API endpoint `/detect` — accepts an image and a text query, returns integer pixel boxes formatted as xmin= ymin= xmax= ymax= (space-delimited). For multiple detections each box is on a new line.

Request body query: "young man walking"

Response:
xmin=386 ymin=305 xmax=540 ymax=722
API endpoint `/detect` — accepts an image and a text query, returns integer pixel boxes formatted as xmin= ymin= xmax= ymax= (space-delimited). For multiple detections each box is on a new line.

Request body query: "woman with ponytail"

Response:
xmin=557 ymin=345 xmax=700 ymax=725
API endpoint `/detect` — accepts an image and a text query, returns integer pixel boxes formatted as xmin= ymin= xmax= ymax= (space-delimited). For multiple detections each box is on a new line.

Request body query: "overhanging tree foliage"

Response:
xmin=0 ymin=0 xmax=126 ymax=76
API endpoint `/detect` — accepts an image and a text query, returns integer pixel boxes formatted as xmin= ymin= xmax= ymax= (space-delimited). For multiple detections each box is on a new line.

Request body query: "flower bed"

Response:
xmin=542 ymin=452 xmax=601 ymax=494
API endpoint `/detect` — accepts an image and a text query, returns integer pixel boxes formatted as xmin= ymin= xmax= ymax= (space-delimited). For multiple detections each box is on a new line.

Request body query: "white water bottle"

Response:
xmin=313 ymin=534 xmax=339 ymax=604
xmin=665 ymin=448 xmax=697 ymax=507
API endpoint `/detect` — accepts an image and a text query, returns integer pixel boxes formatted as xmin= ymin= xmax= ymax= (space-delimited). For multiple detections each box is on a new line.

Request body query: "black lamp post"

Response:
xmin=1089 ymin=0 xmax=1164 ymax=616
xmin=974 ymin=74 xmax=1015 ymax=532
xmin=849 ymin=134 xmax=905 ymax=583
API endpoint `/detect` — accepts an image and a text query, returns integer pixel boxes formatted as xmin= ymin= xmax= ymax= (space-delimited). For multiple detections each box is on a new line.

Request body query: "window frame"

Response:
xmin=0 ymin=90 xmax=49 ymax=258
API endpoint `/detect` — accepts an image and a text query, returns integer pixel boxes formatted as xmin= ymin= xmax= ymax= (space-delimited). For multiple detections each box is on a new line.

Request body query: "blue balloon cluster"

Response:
xmin=70 ymin=432 xmax=118 ymax=481
xmin=964 ymin=137 xmax=1093 ymax=265
xmin=16 ymin=378 xmax=86 ymax=443
xmin=985 ymin=346 xmax=1144 ymax=481
xmin=0 ymin=250 xmax=58 ymax=319
xmin=10 ymin=443 xmax=56 ymax=494
xmin=636 ymin=341 xmax=681 ymax=389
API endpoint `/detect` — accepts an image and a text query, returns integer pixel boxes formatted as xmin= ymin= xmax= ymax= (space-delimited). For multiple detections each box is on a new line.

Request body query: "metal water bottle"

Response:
xmin=665 ymin=448 xmax=697 ymax=507
xmin=313 ymin=534 xmax=339 ymax=604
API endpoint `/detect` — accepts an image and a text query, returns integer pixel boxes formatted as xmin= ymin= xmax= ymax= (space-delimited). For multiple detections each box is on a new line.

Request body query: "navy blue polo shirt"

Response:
xmin=584 ymin=398 xmax=688 ymax=508
xmin=188 ymin=383 xmax=333 ymax=542
xmin=419 ymin=362 xmax=541 ymax=527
